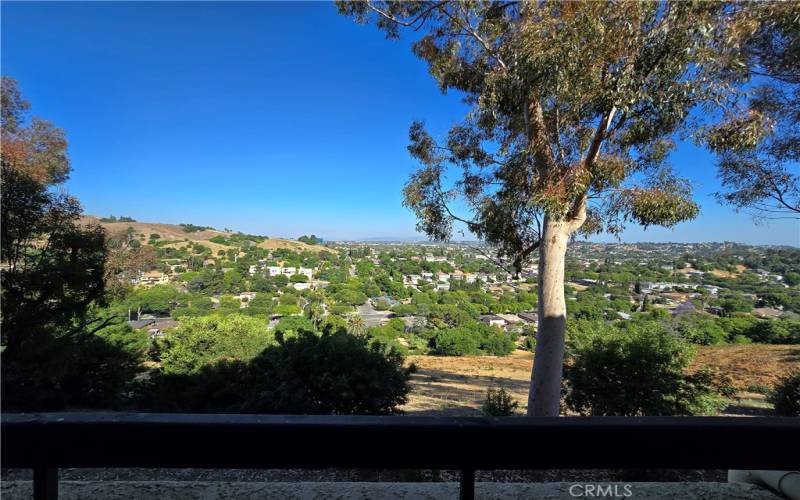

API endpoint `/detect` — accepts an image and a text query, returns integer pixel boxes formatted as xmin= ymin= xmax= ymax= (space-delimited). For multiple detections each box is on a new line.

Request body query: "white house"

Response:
xmin=136 ymin=271 xmax=170 ymax=287
xmin=266 ymin=266 xmax=314 ymax=278
xmin=479 ymin=314 xmax=506 ymax=328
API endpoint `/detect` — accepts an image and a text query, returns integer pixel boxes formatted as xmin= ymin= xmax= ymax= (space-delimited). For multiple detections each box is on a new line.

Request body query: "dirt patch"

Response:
xmin=257 ymin=239 xmax=335 ymax=254
xmin=710 ymin=268 xmax=737 ymax=279
xmin=692 ymin=344 xmax=800 ymax=388
xmin=404 ymin=351 xmax=533 ymax=415
xmin=403 ymin=345 xmax=800 ymax=415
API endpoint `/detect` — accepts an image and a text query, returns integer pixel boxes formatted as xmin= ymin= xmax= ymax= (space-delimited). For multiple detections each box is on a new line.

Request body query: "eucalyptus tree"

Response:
xmin=703 ymin=2 xmax=799 ymax=219
xmin=338 ymin=1 xmax=764 ymax=415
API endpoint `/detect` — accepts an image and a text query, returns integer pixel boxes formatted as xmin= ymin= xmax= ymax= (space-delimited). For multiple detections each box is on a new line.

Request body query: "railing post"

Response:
xmin=33 ymin=467 xmax=58 ymax=500
xmin=460 ymin=468 xmax=475 ymax=500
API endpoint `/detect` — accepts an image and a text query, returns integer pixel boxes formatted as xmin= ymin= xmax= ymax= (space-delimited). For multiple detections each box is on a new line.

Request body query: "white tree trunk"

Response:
xmin=527 ymin=217 xmax=571 ymax=416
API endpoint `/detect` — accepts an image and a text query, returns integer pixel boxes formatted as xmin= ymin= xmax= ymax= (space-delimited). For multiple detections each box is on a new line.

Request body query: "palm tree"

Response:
xmin=347 ymin=314 xmax=366 ymax=336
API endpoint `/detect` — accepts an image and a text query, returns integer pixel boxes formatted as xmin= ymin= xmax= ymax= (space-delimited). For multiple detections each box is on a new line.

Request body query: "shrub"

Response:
xmin=745 ymin=382 xmax=771 ymax=395
xmin=368 ymin=326 xmax=409 ymax=355
xmin=374 ymin=299 xmax=391 ymax=311
xmin=742 ymin=320 xmax=800 ymax=344
xmin=274 ymin=315 xmax=316 ymax=338
xmin=393 ymin=304 xmax=418 ymax=316
xmin=479 ymin=327 xmax=516 ymax=356
xmin=769 ymin=371 xmax=800 ymax=416
xmin=432 ymin=328 xmax=480 ymax=355
xmin=144 ymin=330 xmax=414 ymax=415
xmin=329 ymin=304 xmax=354 ymax=315
xmin=523 ymin=335 xmax=536 ymax=351
xmin=273 ymin=304 xmax=302 ymax=316
xmin=157 ymin=315 xmax=274 ymax=375
xmin=670 ymin=313 xmax=728 ymax=345
xmin=482 ymin=387 xmax=519 ymax=416
xmin=564 ymin=322 xmax=730 ymax=416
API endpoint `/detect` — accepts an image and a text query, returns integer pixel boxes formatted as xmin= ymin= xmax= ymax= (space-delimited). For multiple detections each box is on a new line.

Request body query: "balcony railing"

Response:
xmin=3 ymin=413 xmax=799 ymax=500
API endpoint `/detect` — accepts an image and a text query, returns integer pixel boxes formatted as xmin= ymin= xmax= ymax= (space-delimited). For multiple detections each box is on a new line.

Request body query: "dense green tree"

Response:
xmin=565 ymin=322 xmax=731 ymax=415
xmin=145 ymin=330 xmax=412 ymax=415
xmin=157 ymin=315 xmax=274 ymax=375
xmin=1 ymin=77 xmax=142 ymax=410
xmin=432 ymin=327 xmax=481 ymax=356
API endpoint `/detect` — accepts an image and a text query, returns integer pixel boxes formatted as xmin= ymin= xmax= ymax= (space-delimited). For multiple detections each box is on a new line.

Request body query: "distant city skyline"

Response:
xmin=3 ymin=2 xmax=798 ymax=245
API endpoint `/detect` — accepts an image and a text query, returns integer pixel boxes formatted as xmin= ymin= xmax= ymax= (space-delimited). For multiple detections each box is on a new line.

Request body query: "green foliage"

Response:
xmin=3 ymin=319 xmax=147 ymax=411
xmin=333 ymin=287 xmax=368 ymax=306
xmin=274 ymin=315 xmax=315 ymax=338
xmin=739 ymin=319 xmax=800 ymax=344
xmin=273 ymin=304 xmax=302 ymax=316
xmin=145 ymin=330 xmax=413 ymax=415
xmin=129 ymin=285 xmax=183 ymax=315
xmin=769 ymin=371 xmax=800 ymax=417
xmin=482 ymin=387 xmax=519 ymax=417
xmin=298 ymin=234 xmax=322 ymax=245
xmin=393 ymin=303 xmax=418 ymax=316
xmin=0 ymin=93 xmax=130 ymax=410
xmin=180 ymin=223 xmax=214 ymax=233
xmin=328 ymin=304 xmax=354 ymax=315
xmin=479 ymin=326 xmax=516 ymax=356
xmin=157 ymin=315 xmax=274 ymax=375
xmin=374 ymin=298 xmax=391 ymax=311
xmin=670 ymin=313 xmax=729 ymax=345
xmin=100 ymin=215 xmax=136 ymax=223
xmin=703 ymin=4 xmax=800 ymax=219
xmin=431 ymin=327 xmax=480 ymax=356
xmin=336 ymin=2 xmax=751 ymax=269
xmin=564 ymin=322 xmax=730 ymax=416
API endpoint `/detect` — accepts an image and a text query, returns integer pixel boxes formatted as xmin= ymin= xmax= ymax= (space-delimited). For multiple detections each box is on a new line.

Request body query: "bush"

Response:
xmin=144 ymin=330 xmax=414 ymax=415
xmin=769 ymin=372 xmax=800 ymax=416
xmin=273 ymin=304 xmax=302 ymax=316
xmin=3 ymin=325 xmax=146 ymax=411
xmin=564 ymin=322 xmax=730 ymax=416
xmin=157 ymin=315 xmax=274 ymax=375
xmin=374 ymin=299 xmax=391 ymax=311
xmin=742 ymin=320 xmax=800 ymax=344
xmin=482 ymin=387 xmax=519 ymax=416
xmin=329 ymin=304 xmax=354 ymax=315
xmin=479 ymin=327 xmax=516 ymax=356
xmin=670 ymin=313 xmax=728 ymax=345
xmin=274 ymin=315 xmax=315 ymax=338
xmin=745 ymin=382 xmax=771 ymax=395
xmin=392 ymin=304 xmax=418 ymax=316
xmin=432 ymin=328 xmax=480 ymax=355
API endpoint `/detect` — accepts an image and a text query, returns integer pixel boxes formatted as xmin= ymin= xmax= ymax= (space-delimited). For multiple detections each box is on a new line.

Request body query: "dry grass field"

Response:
xmin=81 ymin=215 xmax=332 ymax=254
xmin=709 ymin=268 xmax=738 ymax=279
xmin=402 ymin=344 xmax=800 ymax=416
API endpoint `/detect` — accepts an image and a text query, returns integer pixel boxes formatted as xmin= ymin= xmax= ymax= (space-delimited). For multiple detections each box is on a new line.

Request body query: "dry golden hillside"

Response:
xmin=402 ymin=345 xmax=800 ymax=415
xmin=81 ymin=216 xmax=334 ymax=253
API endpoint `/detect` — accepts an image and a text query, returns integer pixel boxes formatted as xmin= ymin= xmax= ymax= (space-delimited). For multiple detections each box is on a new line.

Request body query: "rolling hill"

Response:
xmin=81 ymin=216 xmax=332 ymax=254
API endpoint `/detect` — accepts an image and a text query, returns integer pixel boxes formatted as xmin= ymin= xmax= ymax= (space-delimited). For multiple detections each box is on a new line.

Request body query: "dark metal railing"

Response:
xmin=3 ymin=413 xmax=800 ymax=500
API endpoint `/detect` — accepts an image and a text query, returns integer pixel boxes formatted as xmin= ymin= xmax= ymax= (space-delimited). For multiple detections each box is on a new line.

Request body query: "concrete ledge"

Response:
xmin=0 ymin=480 xmax=781 ymax=499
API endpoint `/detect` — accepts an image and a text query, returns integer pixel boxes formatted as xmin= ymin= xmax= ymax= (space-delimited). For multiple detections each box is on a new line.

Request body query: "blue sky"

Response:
xmin=3 ymin=2 xmax=798 ymax=245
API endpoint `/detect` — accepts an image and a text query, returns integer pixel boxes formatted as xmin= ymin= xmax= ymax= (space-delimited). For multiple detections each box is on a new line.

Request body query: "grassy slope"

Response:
xmin=82 ymin=215 xmax=332 ymax=254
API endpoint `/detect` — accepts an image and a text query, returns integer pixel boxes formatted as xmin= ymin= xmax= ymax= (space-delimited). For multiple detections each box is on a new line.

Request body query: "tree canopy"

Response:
xmin=338 ymin=1 xmax=787 ymax=415
xmin=702 ymin=3 xmax=799 ymax=219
